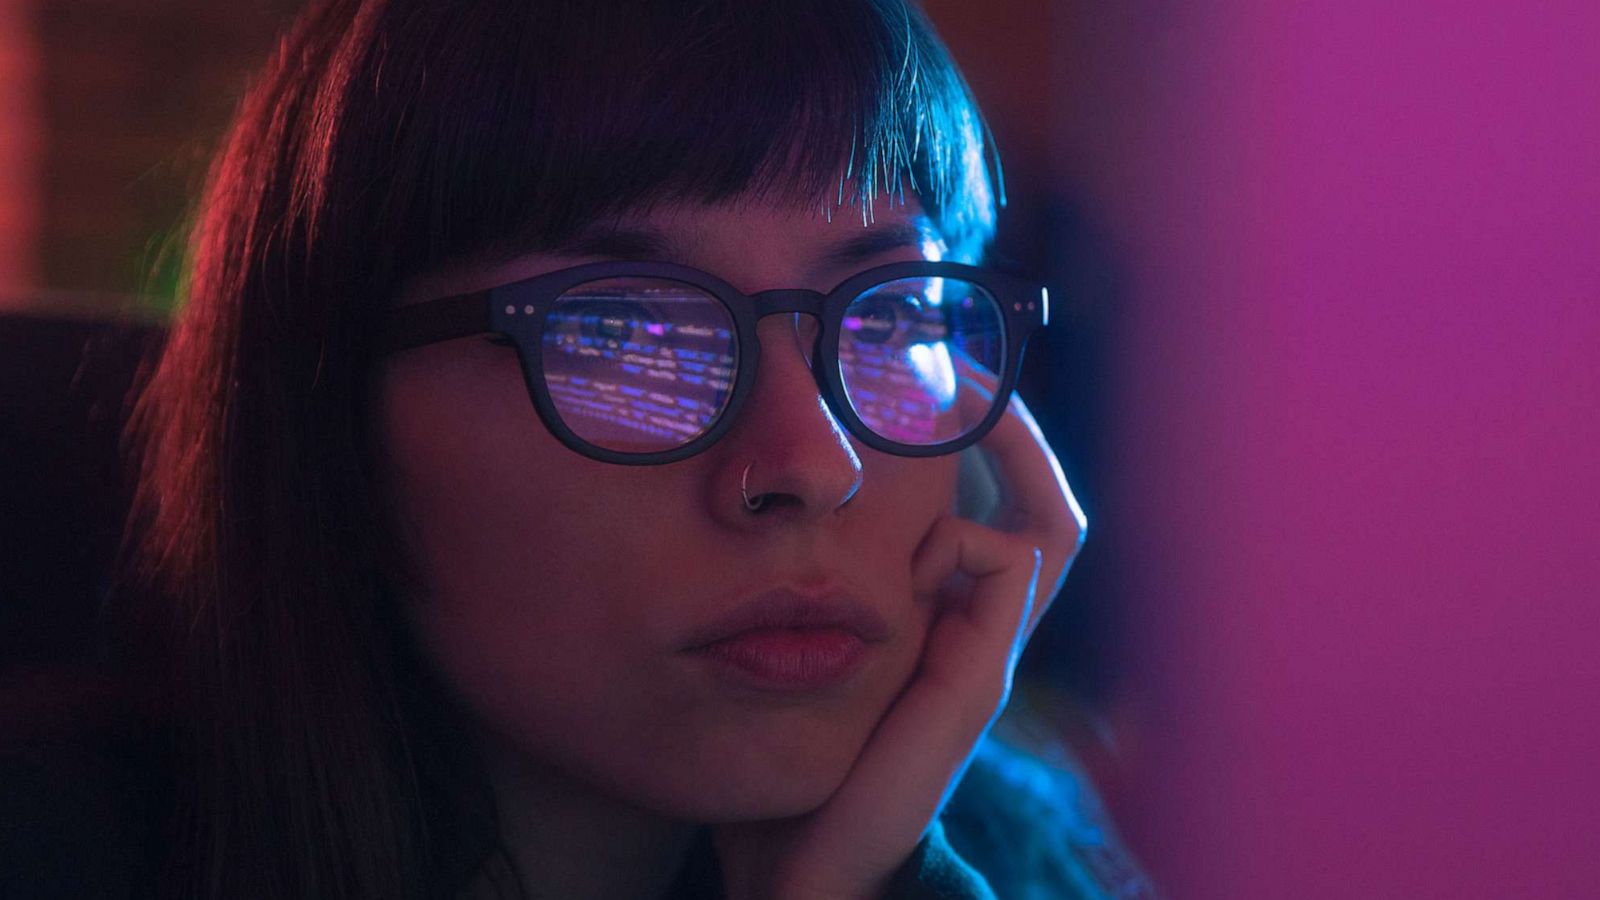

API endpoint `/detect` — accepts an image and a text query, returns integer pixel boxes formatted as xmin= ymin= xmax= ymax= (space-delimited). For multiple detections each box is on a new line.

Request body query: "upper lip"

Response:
xmin=684 ymin=587 xmax=892 ymax=650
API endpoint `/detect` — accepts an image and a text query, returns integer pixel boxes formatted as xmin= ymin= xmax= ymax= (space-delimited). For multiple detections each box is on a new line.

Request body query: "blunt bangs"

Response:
xmin=317 ymin=0 xmax=999 ymax=285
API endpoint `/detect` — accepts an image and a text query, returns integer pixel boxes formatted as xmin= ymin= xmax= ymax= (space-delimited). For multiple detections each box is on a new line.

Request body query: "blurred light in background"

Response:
xmin=0 ymin=0 xmax=300 ymax=315
xmin=1094 ymin=2 xmax=1600 ymax=898
xmin=0 ymin=0 xmax=42 ymax=292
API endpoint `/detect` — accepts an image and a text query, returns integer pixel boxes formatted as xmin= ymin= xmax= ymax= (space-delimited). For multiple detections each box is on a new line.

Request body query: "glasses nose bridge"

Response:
xmin=748 ymin=288 xmax=827 ymax=320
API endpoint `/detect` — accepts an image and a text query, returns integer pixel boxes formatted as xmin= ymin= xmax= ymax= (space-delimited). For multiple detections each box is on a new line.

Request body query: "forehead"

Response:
xmin=400 ymin=194 xmax=947 ymax=305
xmin=575 ymin=194 xmax=944 ymax=264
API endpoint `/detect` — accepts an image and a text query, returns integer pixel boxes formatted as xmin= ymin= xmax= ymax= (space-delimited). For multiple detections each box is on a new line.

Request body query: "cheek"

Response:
xmin=379 ymin=354 xmax=541 ymax=588
xmin=375 ymin=359 xmax=642 ymax=771
xmin=374 ymin=352 xmax=605 ymax=667
xmin=373 ymin=352 xmax=692 ymax=741
xmin=862 ymin=452 xmax=959 ymax=547
xmin=837 ymin=450 xmax=960 ymax=637
xmin=371 ymin=357 xmax=965 ymax=817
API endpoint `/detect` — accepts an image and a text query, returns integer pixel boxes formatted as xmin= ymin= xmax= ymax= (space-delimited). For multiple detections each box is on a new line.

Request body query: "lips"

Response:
xmin=682 ymin=587 xmax=891 ymax=651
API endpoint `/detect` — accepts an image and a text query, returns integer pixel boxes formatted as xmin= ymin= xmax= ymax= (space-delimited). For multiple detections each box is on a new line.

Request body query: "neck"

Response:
xmin=464 ymin=729 xmax=702 ymax=900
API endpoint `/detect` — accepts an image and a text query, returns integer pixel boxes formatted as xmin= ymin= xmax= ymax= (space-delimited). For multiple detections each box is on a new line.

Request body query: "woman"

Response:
xmin=46 ymin=0 xmax=1159 ymax=897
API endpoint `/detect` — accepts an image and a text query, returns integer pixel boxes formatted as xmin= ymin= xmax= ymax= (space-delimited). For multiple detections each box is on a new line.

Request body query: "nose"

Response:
xmin=706 ymin=313 xmax=863 ymax=526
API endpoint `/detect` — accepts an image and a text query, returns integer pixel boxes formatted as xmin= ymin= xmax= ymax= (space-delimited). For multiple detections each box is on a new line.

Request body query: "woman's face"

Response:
xmin=377 ymin=195 xmax=960 ymax=821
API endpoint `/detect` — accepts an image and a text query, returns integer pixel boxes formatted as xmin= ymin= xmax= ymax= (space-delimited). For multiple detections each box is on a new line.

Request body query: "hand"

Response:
xmin=712 ymin=362 xmax=1087 ymax=900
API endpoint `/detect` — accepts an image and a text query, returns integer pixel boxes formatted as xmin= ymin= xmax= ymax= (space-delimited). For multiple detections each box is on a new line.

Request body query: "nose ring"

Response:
xmin=740 ymin=462 xmax=767 ymax=512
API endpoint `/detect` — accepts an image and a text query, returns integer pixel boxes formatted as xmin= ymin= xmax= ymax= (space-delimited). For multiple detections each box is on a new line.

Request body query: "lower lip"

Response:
xmin=690 ymin=627 xmax=868 ymax=691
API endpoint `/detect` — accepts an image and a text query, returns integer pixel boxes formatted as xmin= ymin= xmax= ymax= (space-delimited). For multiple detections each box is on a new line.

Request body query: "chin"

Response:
xmin=677 ymin=778 xmax=846 ymax=823
xmin=638 ymin=739 xmax=862 ymax=823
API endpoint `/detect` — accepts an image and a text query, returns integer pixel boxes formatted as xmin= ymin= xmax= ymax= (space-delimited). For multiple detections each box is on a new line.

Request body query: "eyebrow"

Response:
xmin=549 ymin=218 xmax=944 ymax=270
xmin=556 ymin=226 xmax=681 ymax=260
xmin=820 ymin=220 xmax=945 ymax=267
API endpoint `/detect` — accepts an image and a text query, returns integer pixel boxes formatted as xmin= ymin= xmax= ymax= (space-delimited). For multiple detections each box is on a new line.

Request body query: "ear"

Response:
xmin=952 ymin=444 xmax=1004 ymax=525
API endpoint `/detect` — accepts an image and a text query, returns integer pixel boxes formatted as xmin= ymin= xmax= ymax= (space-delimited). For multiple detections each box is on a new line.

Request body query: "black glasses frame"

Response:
xmin=378 ymin=259 xmax=1050 ymax=466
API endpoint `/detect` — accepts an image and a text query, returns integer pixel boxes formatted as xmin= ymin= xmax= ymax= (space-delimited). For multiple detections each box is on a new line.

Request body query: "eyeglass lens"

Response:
xmin=539 ymin=276 xmax=1007 ymax=455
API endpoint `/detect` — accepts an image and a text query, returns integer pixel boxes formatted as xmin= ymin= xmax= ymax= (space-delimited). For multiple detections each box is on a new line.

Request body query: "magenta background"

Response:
xmin=1109 ymin=1 xmax=1600 ymax=896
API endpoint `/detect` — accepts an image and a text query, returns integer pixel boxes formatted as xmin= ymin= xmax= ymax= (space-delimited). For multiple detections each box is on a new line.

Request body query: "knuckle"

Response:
xmin=978 ymin=675 xmax=1014 ymax=721
xmin=1046 ymin=513 xmax=1084 ymax=549
xmin=966 ymin=661 xmax=1014 ymax=710
xmin=995 ymin=530 xmax=1033 ymax=558
xmin=1009 ymin=536 xmax=1044 ymax=572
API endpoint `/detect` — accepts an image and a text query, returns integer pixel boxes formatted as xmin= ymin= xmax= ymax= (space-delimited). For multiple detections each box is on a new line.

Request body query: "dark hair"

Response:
xmin=115 ymin=1 xmax=1002 ymax=897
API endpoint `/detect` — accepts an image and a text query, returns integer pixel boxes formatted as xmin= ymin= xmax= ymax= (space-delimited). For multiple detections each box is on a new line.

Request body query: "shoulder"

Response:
xmin=0 ymin=721 xmax=169 ymax=898
xmin=937 ymin=734 xmax=1163 ymax=900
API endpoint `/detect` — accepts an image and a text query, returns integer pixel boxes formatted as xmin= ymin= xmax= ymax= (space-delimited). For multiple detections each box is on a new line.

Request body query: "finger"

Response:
xmin=801 ymin=515 xmax=1043 ymax=879
xmin=910 ymin=514 xmax=1040 ymax=678
xmin=844 ymin=512 xmax=1043 ymax=819
xmin=953 ymin=353 xmax=1084 ymax=540
xmin=952 ymin=356 xmax=1084 ymax=638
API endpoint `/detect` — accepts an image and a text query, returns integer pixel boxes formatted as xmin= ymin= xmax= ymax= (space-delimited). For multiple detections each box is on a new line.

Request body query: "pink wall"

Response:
xmin=1116 ymin=1 xmax=1600 ymax=896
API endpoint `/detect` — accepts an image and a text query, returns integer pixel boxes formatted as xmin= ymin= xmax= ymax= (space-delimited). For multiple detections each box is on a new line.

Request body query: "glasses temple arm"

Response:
xmin=377 ymin=290 xmax=493 ymax=354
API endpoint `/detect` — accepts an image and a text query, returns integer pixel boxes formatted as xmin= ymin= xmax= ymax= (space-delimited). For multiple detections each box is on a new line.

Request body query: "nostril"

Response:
xmin=745 ymin=492 xmax=802 ymax=515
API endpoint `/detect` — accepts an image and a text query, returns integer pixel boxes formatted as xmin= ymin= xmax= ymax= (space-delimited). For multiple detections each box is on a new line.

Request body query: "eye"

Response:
xmin=844 ymin=279 xmax=959 ymax=350
xmin=845 ymin=293 xmax=913 ymax=345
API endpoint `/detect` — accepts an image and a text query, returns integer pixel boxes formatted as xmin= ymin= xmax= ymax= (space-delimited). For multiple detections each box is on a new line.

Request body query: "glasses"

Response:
xmin=378 ymin=260 xmax=1050 ymax=466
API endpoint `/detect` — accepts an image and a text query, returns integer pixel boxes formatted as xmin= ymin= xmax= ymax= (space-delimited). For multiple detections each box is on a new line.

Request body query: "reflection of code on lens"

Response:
xmin=537 ymin=276 xmax=1008 ymax=455
xmin=841 ymin=279 xmax=1005 ymax=447
xmin=542 ymin=281 xmax=738 ymax=453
